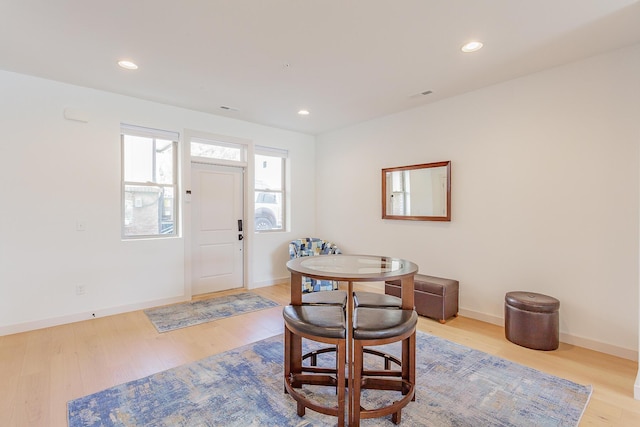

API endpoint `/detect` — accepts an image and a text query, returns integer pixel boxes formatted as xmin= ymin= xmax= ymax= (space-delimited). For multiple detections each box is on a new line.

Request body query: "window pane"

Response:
xmin=191 ymin=140 xmax=242 ymax=161
xmin=255 ymin=155 xmax=282 ymax=190
xmin=160 ymin=187 xmax=175 ymax=234
xmin=123 ymin=136 xmax=174 ymax=184
xmin=123 ymin=185 xmax=175 ymax=237
xmin=255 ymin=191 xmax=283 ymax=231
xmin=155 ymin=139 xmax=174 ymax=184
xmin=123 ymin=135 xmax=154 ymax=182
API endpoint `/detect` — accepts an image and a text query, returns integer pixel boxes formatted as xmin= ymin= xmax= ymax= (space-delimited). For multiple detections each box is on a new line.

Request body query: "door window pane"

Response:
xmin=190 ymin=138 xmax=244 ymax=162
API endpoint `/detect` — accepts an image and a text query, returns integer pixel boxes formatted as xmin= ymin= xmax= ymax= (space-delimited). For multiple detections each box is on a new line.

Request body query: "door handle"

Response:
xmin=238 ymin=234 xmax=244 ymax=241
xmin=238 ymin=219 xmax=243 ymax=232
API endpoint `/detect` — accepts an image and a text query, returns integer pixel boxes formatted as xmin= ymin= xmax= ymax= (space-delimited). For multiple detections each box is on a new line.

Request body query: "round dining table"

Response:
xmin=286 ymin=254 xmax=418 ymax=426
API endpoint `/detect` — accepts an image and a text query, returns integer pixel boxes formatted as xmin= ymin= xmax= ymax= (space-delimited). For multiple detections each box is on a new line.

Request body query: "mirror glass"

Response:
xmin=382 ymin=161 xmax=451 ymax=221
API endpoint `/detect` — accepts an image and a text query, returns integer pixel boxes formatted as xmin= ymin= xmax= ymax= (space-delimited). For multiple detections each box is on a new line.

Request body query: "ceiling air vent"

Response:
xmin=409 ymin=90 xmax=433 ymax=99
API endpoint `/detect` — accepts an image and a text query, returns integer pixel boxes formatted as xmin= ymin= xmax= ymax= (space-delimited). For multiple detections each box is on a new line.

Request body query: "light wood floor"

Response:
xmin=1 ymin=283 xmax=639 ymax=426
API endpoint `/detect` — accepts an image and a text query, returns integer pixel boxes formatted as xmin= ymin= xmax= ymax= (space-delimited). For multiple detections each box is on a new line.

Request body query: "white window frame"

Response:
xmin=254 ymin=146 xmax=288 ymax=233
xmin=121 ymin=124 xmax=179 ymax=239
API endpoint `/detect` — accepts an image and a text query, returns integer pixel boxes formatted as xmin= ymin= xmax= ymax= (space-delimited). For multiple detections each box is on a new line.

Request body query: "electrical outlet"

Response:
xmin=75 ymin=284 xmax=86 ymax=295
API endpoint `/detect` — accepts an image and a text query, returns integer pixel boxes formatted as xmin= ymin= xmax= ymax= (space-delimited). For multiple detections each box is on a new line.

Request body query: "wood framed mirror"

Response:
xmin=382 ymin=161 xmax=451 ymax=221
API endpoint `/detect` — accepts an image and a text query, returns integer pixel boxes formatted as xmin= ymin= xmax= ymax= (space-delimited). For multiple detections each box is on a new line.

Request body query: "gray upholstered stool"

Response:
xmin=504 ymin=291 xmax=560 ymax=351
xmin=352 ymin=307 xmax=418 ymax=425
xmin=283 ymin=305 xmax=347 ymax=426
xmin=385 ymin=274 xmax=459 ymax=323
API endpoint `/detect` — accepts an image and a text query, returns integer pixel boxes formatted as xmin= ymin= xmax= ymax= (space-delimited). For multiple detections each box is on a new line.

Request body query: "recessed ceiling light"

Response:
xmin=298 ymin=110 xmax=310 ymax=116
xmin=118 ymin=60 xmax=138 ymax=70
xmin=461 ymin=41 xmax=483 ymax=53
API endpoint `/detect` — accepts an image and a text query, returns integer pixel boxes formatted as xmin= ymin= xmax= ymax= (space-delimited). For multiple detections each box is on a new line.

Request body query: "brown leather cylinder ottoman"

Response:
xmin=505 ymin=291 xmax=559 ymax=351
xmin=385 ymin=274 xmax=459 ymax=323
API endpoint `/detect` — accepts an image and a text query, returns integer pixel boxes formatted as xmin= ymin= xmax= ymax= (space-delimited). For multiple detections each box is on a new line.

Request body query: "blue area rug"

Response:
xmin=143 ymin=292 xmax=279 ymax=332
xmin=68 ymin=332 xmax=591 ymax=426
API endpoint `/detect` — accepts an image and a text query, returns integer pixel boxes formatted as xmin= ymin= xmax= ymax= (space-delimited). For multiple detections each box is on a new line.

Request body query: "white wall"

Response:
xmin=1 ymin=43 xmax=637 ymax=364
xmin=0 ymin=70 xmax=315 ymax=334
xmin=316 ymin=44 xmax=640 ymax=360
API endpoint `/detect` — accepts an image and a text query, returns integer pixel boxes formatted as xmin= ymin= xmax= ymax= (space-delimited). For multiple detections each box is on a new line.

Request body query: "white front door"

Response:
xmin=191 ymin=163 xmax=244 ymax=295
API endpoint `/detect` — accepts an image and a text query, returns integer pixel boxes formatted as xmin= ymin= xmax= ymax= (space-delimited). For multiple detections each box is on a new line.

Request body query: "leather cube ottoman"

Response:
xmin=385 ymin=274 xmax=459 ymax=323
xmin=505 ymin=291 xmax=559 ymax=351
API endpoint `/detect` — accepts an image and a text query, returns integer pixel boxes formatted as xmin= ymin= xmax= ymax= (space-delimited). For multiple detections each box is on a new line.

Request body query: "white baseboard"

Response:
xmin=1 ymin=279 xmax=292 ymax=336
xmin=0 ymin=295 xmax=189 ymax=337
xmin=250 ymin=277 xmax=289 ymax=289
xmin=559 ymin=332 xmax=638 ymax=362
xmin=458 ymin=308 xmax=503 ymax=326
xmin=459 ymin=308 xmax=638 ymax=361
xmin=3 ymin=292 xmax=637 ymax=364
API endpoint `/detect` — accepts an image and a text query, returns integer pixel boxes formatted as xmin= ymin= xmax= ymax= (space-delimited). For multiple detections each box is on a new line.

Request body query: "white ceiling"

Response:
xmin=1 ymin=0 xmax=640 ymax=135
